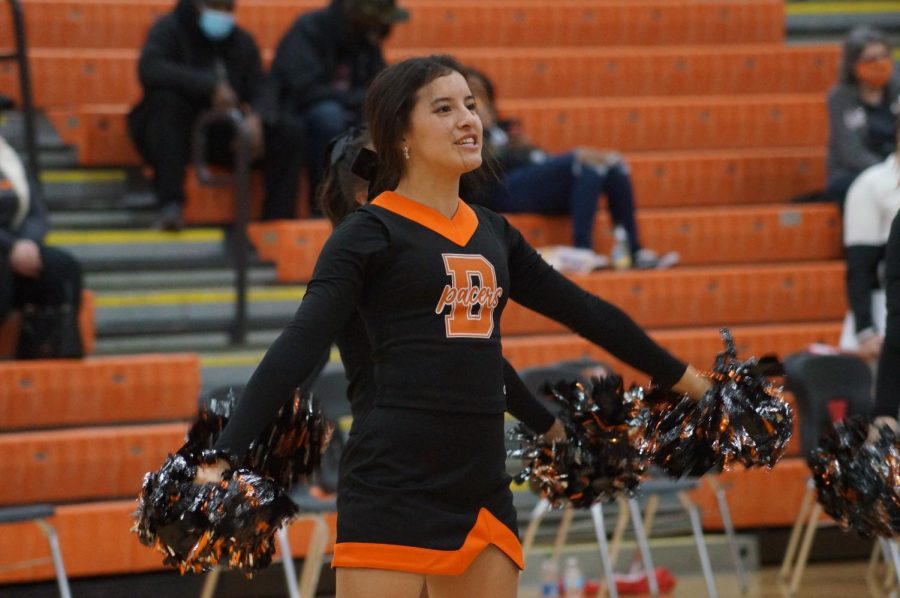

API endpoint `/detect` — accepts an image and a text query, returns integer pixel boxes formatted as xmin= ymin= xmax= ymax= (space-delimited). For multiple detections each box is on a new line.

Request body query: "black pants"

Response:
xmin=128 ymin=89 xmax=306 ymax=220
xmin=0 ymin=245 xmax=82 ymax=322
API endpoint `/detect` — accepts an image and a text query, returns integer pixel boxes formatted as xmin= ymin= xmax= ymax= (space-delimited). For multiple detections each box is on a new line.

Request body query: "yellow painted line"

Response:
xmin=95 ymin=286 xmax=306 ymax=308
xmin=40 ymin=169 xmax=125 ymax=184
xmin=200 ymin=346 xmax=339 ymax=367
xmin=46 ymin=229 xmax=224 ymax=246
xmin=787 ymin=2 xmax=900 ymax=15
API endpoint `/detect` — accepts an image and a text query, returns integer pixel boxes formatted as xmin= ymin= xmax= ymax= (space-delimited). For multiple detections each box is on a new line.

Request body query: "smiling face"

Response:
xmin=402 ymin=71 xmax=484 ymax=178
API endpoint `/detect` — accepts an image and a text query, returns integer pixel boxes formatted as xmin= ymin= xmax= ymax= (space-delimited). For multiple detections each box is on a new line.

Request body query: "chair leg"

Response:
xmin=297 ymin=515 xmax=329 ymax=598
xmin=599 ymin=499 xmax=631 ymax=598
xmin=887 ymin=539 xmax=900 ymax=591
xmin=641 ymin=494 xmax=660 ymax=538
xmin=34 ymin=519 xmax=71 ymax=598
xmin=866 ymin=539 xmax=883 ymax=586
xmin=679 ymin=492 xmax=718 ymax=598
xmin=627 ymin=498 xmax=659 ymax=597
xmin=779 ymin=479 xmax=815 ymax=583
xmin=521 ymin=498 xmax=551 ymax=558
xmin=707 ymin=478 xmax=748 ymax=593
xmin=277 ymin=526 xmax=301 ymax=598
xmin=590 ymin=503 xmax=619 ymax=598
xmin=608 ymin=498 xmax=631 ymax=570
xmin=199 ymin=566 xmax=223 ymax=598
xmin=788 ymin=502 xmax=822 ymax=596
xmin=551 ymin=507 xmax=575 ymax=566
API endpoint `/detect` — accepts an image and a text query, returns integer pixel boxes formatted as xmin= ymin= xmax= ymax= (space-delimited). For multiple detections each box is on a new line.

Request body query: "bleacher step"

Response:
xmin=44 ymin=227 xmax=244 ymax=271
xmin=85 ymin=265 xmax=277 ymax=291
xmin=94 ymin=330 xmax=279 ymax=359
xmin=94 ymin=285 xmax=304 ymax=337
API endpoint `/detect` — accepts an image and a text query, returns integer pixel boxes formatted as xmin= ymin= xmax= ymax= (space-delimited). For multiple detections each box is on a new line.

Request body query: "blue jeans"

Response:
xmin=492 ymin=152 xmax=640 ymax=251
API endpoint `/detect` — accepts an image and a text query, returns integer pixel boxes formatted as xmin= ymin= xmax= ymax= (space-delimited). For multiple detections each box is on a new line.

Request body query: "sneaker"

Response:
xmin=156 ymin=201 xmax=185 ymax=232
xmin=634 ymin=248 xmax=679 ymax=270
xmin=538 ymin=245 xmax=610 ymax=273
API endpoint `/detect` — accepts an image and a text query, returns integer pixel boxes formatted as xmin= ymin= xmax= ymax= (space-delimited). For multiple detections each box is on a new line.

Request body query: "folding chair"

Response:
xmin=517 ymin=362 xmax=732 ymax=598
xmin=201 ymin=363 xmax=348 ymax=598
xmin=0 ymin=505 xmax=71 ymax=598
xmin=778 ymin=352 xmax=874 ymax=595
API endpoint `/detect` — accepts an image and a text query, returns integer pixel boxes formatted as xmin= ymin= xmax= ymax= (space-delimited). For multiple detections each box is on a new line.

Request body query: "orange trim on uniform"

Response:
xmin=371 ymin=191 xmax=478 ymax=247
xmin=332 ymin=508 xmax=524 ymax=575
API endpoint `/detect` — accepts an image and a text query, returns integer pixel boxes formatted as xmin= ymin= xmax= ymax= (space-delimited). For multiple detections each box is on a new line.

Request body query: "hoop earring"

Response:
xmin=403 ymin=146 xmax=410 ymax=160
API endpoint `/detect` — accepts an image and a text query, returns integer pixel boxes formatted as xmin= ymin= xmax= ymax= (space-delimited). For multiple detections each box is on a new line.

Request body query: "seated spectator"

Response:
xmin=0 ymin=133 xmax=83 ymax=359
xmin=840 ymin=118 xmax=900 ymax=360
xmin=462 ymin=67 xmax=676 ymax=270
xmin=267 ymin=0 xmax=408 ymax=202
xmin=827 ymin=26 xmax=899 ymax=208
xmin=128 ymin=0 xmax=304 ymax=229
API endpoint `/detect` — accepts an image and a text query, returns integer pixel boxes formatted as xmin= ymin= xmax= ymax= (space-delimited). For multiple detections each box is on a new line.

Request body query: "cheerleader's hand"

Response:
xmin=671 ymin=364 xmax=712 ymax=401
xmin=867 ymin=416 xmax=899 ymax=445
xmin=542 ymin=418 xmax=568 ymax=445
xmin=193 ymin=458 xmax=230 ymax=485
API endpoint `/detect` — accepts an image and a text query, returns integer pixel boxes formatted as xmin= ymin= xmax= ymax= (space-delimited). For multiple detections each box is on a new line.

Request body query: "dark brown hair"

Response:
xmin=316 ymin=126 xmax=372 ymax=226
xmin=364 ymin=54 xmax=467 ymax=199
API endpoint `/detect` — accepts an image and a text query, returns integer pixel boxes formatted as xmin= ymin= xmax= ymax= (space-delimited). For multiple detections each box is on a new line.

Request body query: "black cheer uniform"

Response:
xmin=215 ymin=191 xmax=685 ymax=575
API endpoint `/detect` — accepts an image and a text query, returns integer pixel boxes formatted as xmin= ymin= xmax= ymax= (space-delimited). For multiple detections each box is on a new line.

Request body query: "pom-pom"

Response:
xmin=508 ymin=375 xmax=651 ymax=509
xmin=133 ymin=450 xmax=297 ymax=575
xmin=134 ymin=388 xmax=333 ymax=575
xmin=646 ymin=328 xmax=792 ymax=477
xmin=808 ymin=417 xmax=900 ymax=537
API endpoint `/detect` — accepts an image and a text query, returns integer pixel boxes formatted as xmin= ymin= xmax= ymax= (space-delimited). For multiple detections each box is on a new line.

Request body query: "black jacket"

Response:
xmin=269 ymin=0 xmax=387 ymax=117
xmin=133 ymin=0 xmax=262 ymax=108
xmin=0 ymin=136 xmax=48 ymax=252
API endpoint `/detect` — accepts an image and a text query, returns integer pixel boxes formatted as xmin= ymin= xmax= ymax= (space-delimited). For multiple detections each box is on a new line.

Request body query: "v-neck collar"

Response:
xmin=371 ymin=191 xmax=478 ymax=247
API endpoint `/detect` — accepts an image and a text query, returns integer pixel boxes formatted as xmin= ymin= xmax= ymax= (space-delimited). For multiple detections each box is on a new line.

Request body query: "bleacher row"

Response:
xmin=0 ymin=0 xmax=848 ymax=588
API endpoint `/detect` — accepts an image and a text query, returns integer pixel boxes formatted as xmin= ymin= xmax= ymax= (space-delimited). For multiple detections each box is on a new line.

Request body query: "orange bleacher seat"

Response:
xmin=0 ymin=423 xmax=187 ymax=505
xmin=688 ymin=458 xmax=811 ymax=530
xmin=503 ymin=94 xmax=827 ymax=153
xmin=0 ymin=0 xmax=783 ymax=51
xmin=0 ymin=499 xmax=337 ymax=584
xmin=501 ymin=321 xmax=844 ymax=387
xmin=0 ymin=353 xmax=200 ymax=430
xmin=39 ymin=94 xmax=826 ymax=165
xmin=247 ymin=219 xmax=332 ymax=283
xmin=500 ymin=261 xmax=847 ymax=334
xmin=627 ymin=148 xmax=826 ymax=208
xmin=252 ymin=204 xmax=841 ymax=283
xmin=2 ymin=45 xmax=838 ymax=108
xmin=45 ymin=105 xmax=140 ymax=166
xmin=386 ymin=0 xmax=784 ymax=49
xmin=389 ymin=45 xmax=839 ymax=99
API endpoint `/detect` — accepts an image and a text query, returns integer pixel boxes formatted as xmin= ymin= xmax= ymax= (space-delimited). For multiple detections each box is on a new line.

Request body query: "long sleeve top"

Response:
xmin=827 ymin=81 xmax=900 ymax=178
xmin=874 ymin=212 xmax=900 ymax=418
xmin=0 ymin=136 xmax=48 ymax=253
xmin=215 ymin=193 xmax=684 ymax=455
xmin=843 ymin=154 xmax=900 ymax=337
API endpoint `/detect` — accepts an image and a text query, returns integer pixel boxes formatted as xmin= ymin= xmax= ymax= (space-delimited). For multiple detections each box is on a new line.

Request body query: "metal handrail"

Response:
xmin=192 ymin=108 xmax=252 ymax=346
xmin=1 ymin=0 xmax=43 ymax=203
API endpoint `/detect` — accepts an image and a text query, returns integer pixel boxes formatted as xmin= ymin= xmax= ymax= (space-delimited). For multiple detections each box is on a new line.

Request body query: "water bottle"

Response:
xmin=611 ymin=225 xmax=632 ymax=270
xmin=562 ymin=555 xmax=585 ymax=597
xmin=540 ymin=558 xmax=560 ymax=597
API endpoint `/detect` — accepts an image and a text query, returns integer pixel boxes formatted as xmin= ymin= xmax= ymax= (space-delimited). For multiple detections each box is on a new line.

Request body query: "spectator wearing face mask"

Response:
xmin=827 ymin=26 xmax=900 ymax=208
xmin=266 ymin=0 xmax=408 ymax=202
xmin=128 ymin=0 xmax=305 ymax=229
